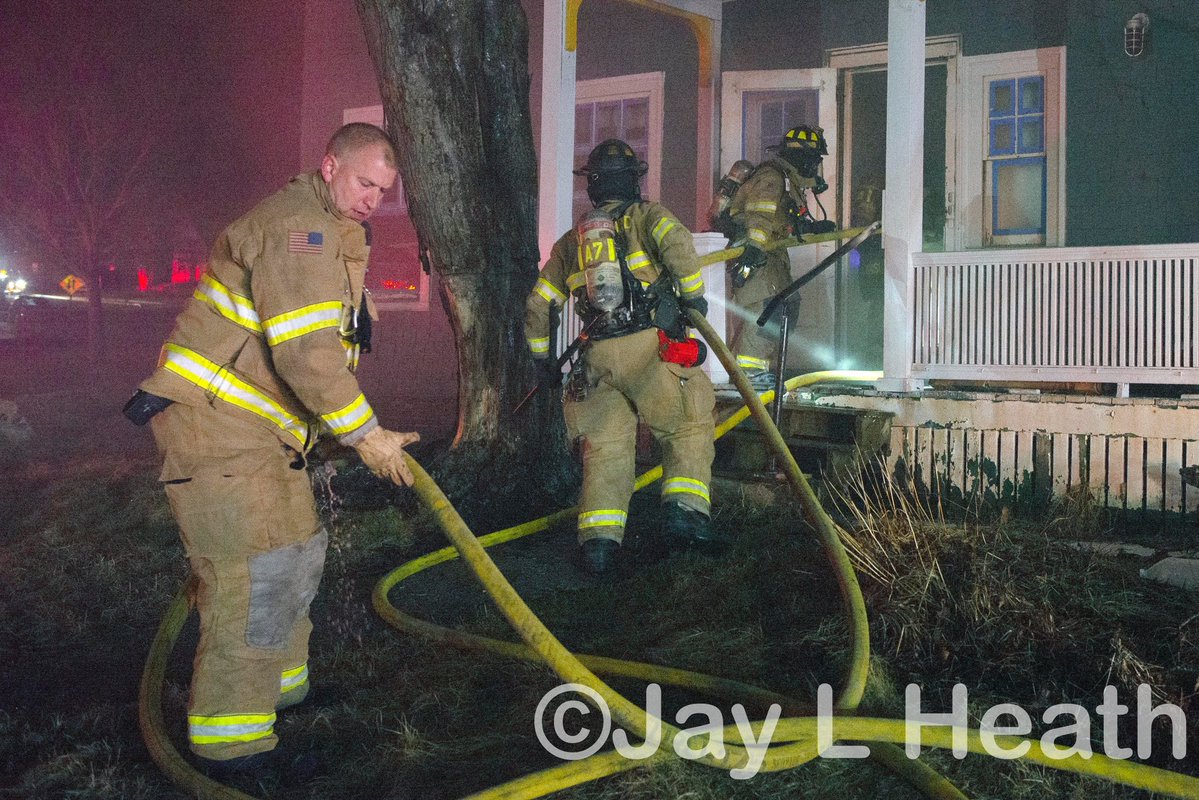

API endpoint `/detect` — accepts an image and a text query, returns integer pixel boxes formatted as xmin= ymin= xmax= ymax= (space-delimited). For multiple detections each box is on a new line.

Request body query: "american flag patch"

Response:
xmin=288 ymin=230 xmax=324 ymax=254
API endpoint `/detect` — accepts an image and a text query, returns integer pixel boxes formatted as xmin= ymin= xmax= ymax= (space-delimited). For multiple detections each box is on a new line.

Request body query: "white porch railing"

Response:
xmin=911 ymin=244 xmax=1199 ymax=389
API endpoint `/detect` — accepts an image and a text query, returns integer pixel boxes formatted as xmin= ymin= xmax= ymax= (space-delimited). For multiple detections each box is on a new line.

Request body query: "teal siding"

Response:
xmin=724 ymin=0 xmax=1198 ymax=246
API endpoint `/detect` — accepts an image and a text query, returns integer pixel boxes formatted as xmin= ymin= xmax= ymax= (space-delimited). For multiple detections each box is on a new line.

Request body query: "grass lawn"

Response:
xmin=1 ymin=328 xmax=1197 ymax=799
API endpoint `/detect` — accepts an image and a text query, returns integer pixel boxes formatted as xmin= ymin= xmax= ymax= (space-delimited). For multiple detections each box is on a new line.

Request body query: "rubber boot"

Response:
xmin=661 ymin=502 xmax=729 ymax=552
xmin=579 ymin=538 xmax=620 ymax=575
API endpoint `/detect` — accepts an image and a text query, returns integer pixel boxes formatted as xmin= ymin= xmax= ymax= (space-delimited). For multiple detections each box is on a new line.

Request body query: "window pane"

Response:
xmin=1018 ymin=76 xmax=1044 ymax=114
xmin=594 ymin=101 xmax=621 ymax=142
xmin=994 ymin=158 xmax=1045 ymax=234
xmin=990 ymin=80 xmax=1015 ymax=116
xmin=989 ymin=119 xmax=1015 ymax=155
xmin=622 ymin=98 xmax=648 ymax=147
xmin=760 ymin=101 xmax=784 ymax=148
xmin=1019 ymin=116 xmax=1044 ymax=153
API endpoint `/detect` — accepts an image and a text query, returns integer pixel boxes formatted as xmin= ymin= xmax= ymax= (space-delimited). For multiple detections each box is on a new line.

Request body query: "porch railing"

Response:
xmin=911 ymin=243 xmax=1199 ymax=390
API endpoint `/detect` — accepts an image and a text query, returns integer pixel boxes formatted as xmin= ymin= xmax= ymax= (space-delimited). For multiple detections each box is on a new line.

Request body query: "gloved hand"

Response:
xmin=806 ymin=219 xmax=837 ymax=235
xmin=353 ymin=426 xmax=420 ymax=486
xmin=680 ymin=295 xmax=708 ymax=318
xmin=730 ymin=243 xmax=766 ymax=288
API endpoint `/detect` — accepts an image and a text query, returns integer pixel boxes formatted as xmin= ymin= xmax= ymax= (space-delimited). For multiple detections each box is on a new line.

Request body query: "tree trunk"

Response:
xmin=357 ymin=0 xmax=576 ymax=518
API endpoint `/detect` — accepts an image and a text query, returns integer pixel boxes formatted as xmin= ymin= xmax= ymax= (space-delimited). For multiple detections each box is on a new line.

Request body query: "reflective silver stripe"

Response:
xmin=737 ymin=355 xmax=770 ymax=370
xmin=651 ymin=216 xmax=677 ymax=246
xmin=188 ymin=712 xmax=275 ymax=745
xmin=748 ymin=228 xmax=769 ymax=245
xmin=746 ymin=201 xmax=777 ymax=213
xmin=162 ymin=344 xmax=309 ymax=448
xmin=194 ymin=273 xmax=261 ymax=332
xmin=534 ymin=277 xmax=566 ymax=304
xmin=321 ymin=393 xmax=375 ymax=437
xmin=528 ymin=336 xmax=550 ymax=354
xmin=626 ymin=251 xmax=651 ymax=270
xmin=280 ymin=664 xmax=308 ymax=693
xmin=679 ymin=270 xmax=704 ymax=293
xmin=578 ymin=509 xmax=627 ymax=529
xmin=263 ymin=301 xmax=342 ymax=346
xmin=663 ymin=477 xmax=710 ymax=503
xmin=566 ymin=271 xmax=587 ymax=292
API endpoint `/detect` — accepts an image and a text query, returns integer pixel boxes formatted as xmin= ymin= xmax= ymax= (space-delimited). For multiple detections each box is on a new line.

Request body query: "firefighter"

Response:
xmin=723 ymin=125 xmax=836 ymax=389
xmin=525 ymin=139 xmax=722 ymax=575
xmin=124 ymin=123 xmax=419 ymax=776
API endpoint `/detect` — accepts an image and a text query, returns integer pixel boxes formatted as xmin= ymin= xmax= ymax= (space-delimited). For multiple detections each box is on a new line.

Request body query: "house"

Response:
xmin=300 ymin=0 xmax=1199 ymax=521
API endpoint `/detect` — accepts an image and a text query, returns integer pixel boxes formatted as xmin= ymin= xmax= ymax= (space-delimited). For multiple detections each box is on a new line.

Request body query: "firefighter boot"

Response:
xmin=661 ymin=501 xmax=729 ymax=553
xmin=579 ymin=538 xmax=620 ymax=575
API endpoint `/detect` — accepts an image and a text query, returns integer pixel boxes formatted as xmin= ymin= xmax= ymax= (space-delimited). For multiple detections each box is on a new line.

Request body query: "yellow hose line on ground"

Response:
xmin=138 ymin=576 xmax=258 ymax=800
xmin=376 ymin=355 xmax=973 ymax=798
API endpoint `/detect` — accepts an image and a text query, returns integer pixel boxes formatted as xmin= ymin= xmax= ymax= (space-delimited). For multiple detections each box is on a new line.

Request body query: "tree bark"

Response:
xmin=357 ymin=0 xmax=575 ymax=516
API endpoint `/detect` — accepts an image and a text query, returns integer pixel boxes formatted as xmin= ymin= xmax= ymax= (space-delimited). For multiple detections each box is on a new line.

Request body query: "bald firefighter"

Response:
xmin=723 ymin=125 xmax=836 ymax=389
xmin=526 ymin=139 xmax=722 ymax=575
xmin=125 ymin=123 xmax=418 ymax=776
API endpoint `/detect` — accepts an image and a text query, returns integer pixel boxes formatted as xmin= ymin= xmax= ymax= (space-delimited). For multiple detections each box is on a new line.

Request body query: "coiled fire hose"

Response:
xmin=140 ymin=233 xmax=1199 ymax=799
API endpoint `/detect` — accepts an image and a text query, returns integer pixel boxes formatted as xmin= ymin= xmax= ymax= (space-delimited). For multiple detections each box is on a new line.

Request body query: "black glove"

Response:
xmin=730 ymin=244 xmax=767 ymax=289
xmin=679 ymin=295 xmax=708 ymax=318
xmin=807 ymin=219 xmax=836 ymax=235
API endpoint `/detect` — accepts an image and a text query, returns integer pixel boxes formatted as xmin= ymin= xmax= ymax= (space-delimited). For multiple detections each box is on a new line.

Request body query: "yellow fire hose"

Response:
xmin=140 ymin=230 xmax=1199 ymax=799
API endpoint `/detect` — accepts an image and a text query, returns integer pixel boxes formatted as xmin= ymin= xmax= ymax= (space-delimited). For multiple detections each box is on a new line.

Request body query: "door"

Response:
xmin=720 ymin=68 xmax=839 ymax=373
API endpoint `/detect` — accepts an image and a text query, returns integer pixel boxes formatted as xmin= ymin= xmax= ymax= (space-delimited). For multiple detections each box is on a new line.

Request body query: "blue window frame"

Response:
xmin=987 ymin=75 xmax=1047 ymax=239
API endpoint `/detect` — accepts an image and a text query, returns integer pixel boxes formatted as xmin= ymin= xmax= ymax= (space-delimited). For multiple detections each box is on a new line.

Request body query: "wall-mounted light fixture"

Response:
xmin=1124 ymin=12 xmax=1149 ymax=58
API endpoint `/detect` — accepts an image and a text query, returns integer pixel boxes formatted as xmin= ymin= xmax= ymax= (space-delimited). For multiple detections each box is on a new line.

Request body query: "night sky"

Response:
xmin=0 ymin=0 xmax=305 ymax=264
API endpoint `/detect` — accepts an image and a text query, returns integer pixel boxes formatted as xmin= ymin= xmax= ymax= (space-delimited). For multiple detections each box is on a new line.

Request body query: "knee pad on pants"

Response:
xmin=246 ymin=528 xmax=328 ymax=649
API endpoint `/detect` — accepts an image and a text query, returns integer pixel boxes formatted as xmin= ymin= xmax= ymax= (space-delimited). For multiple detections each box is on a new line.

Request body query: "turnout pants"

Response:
xmin=151 ymin=403 xmax=326 ymax=761
xmin=565 ymin=327 xmax=716 ymax=544
xmin=728 ymin=251 xmax=791 ymax=373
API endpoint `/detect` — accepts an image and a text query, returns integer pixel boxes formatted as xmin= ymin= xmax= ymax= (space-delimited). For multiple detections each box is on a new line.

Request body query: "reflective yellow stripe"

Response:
xmin=737 ymin=355 xmax=770 ymax=370
xmin=528 ymin=336 xmax=550 ymax=355
xmin=651 ymin=216 xmax=677 ymax=246
xmin=280 ymin=663 xmax=309 ymax=693
xmin=746 ymin=201 xmax=777 ymax=213
xmin=626 ymin=251 xmax=651 ymax=270
xmin=679 ymin=270 xmax=704 ymax=293
xmin=578 ymin=509 xmax=627 ymax=529
xmin=566 ymin=271 xmax=587 ymax=292
xmin=189 ymin=712 xmax=275 ymax=745
xmin=194 ymin=273 xmax=262 ymax=332
xmin=161 ymin=344 xmax=309 ymax=448
xmin=320 ymin=393 xmax=375 ymax=437
xmin=748 ymin=228 xmax=769 ymax=245
xmin=534 ymin=277 xmax=566 ymax=304
xmin=263 ymin=301 xmax=342 ymax=346
xmin=663 ymin=477 xmax=710 ymax=503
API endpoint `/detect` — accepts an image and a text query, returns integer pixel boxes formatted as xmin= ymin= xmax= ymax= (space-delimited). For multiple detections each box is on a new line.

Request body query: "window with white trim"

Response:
xmin=573 ymin=72 xmax=664 ymax=221
xmin=956 ymin=47 xmax=1065 ymax=249
xmin=986 ymin=75 xmax=1047 ymax=244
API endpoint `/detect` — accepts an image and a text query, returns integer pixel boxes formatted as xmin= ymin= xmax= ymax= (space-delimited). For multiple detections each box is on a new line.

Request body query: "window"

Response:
xmin=573 ymin=96 xmax=649 ymax=219
xmin=740 ymin=90 xmax=818 ymax=165
xmin=573 ymin=73 xmax=664 ymax=221
xmin=986 ymin=76 xmax=1046 ymax=240
xmin=956 ymin=47 xmax=1065 ymax=248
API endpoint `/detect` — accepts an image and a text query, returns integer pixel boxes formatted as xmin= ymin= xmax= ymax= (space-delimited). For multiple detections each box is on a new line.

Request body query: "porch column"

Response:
xmin=537 ymin=0 xmax=578 ymax=266
xmin=880 ymin=0 xmax=927 ymax=391
xmin=689 ymin=14 xmax=720 ymax=229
